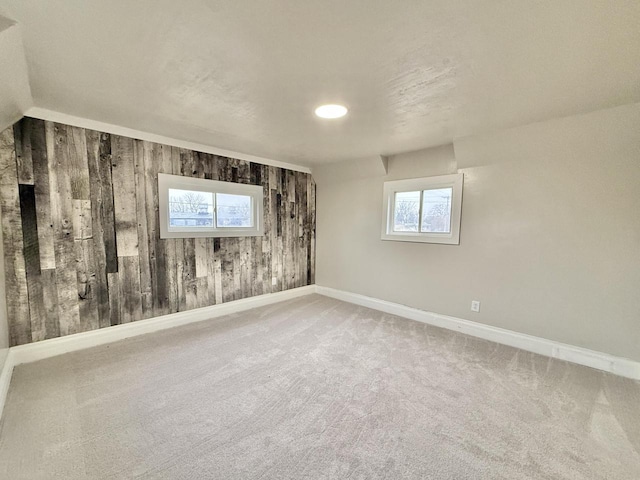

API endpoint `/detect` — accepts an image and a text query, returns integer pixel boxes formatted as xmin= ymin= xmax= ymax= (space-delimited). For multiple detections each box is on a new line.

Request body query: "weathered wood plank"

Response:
xmin=31 ymin=118 xmax=56 ymax=270
xmin=237 ymin=160 xmax=250 ymax=184
xmin=220 ymin=238 xmax=235 ymax=302
xmin=276 ymin=191 xmax=283 ymax=238
xmin=0 ymin=126 xmax=31 ymax=345
xmin=192 ymin=151 xmax=211 ymax=307
xmin=214 ymin=156 xmax=225 ymax=184
xmin=50 ymin=122 xmax=81 ymax=337
xmin=134 ymin=140 xmax=153 ymax=315
xmin=143 ymin=142 xmax=162 ymax=316
xmin=19 ymin=184 xmax=41 ymax=278
xmin=107 ymin=272 xmax=121 ymax=326
xmin=306 ymin=173 xmax=313 ymax=285
xmin=195 ymin=238 xmax=208 ymax=278
xmin=250 ymin=164 xmax=264 ymax=296
xmin=193 ymin=150 xmax=205 ymax=178
xmin=272 ymin=183 xmax=282 ymax=292
xmin=236 ymin=161 xmax=251 ymax=299
xmin=19 ymin=184 xmax=47 ymax=341
xmin=297 ymin=171 xmax=308 ymax=287
xmin=261 ymin=164 xmax=272 ymax=294
xmin=269 ymin=166 xmax=277 ymax=193
xmin=164 ymin=238 xmax=179 ymax=313
xmin=295 ymin=172 xmax=302 ymax=288
xmin=159 ymin=144 xmax=178 ymax=314
xmin=286 ymin=201 xmax=295 ymax=290
xmin=183 ymin=238 xmax=198 ymax=309
xmin=180 ymin=148 xmax=195 ymax=177
xmin=213 ymin=158 xmax=232 ymax=303
xmin=73 ymin=198 xmax=99 ymax=332
xmin=99 ymin=133 xmax=118 ymax=272
xmin=250 ymin=163 xmax=261 ymax=186
xmin=86 ymin=129 xmax=112 ymax=328
xmin=268 ymin=168 xmax=278 ymax=292
xmin=206 ymin=165 xmax=217 ymax=304
xmin=44 ymin=121 xmax=64 ymax=338
xmin=213 ymin=238 xmax=223 ymax=304
xmin=202 ymin=153 xmax=215 ymax=180
xmin=287 ymin=170 xmax=297 ymax=290
xmin=172 ymin=147 xmax=187 ymax=311
xmin=205 ymin=238 xmax=216 ymax=304
xmin=118 ymin=256 xmax=142 ymax=323
xmin=232 ymin=239 xmax=242 ymax=301
xmin=239 ymin=238 xmax=251 ymax=299
xmin=196 ymin=280 xmax=209 ymax=308
xmin=13 ymin=119 xmax=34 ymax=185
xmin=309 ymin=176 xmax=316 ymax=284
xmin=67 ymin=126 xmax=90 ymax=199
xmin=40 ymin=269 xmax=60 ymax=339
xmin=23 ymin=277 xmax=45 ymax=343
xmin=278 ymin=168 xmax=288 ymax=291
xmin=179 ymin=148 xmax=199 ymax=309
xmin=111 ymin=135 xmax=138 ymax=257
xmin=251 ymin=235 xmax=263 ymax=297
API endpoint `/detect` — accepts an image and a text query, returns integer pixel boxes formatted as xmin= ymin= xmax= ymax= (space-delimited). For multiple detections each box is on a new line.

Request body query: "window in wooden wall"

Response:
xmin=158 ymin=173 xmax=263 ymax=238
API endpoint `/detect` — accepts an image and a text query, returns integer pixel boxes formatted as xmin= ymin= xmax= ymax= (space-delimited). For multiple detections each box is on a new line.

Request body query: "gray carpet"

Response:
xmin=0 ymin=294 xmax=639 ymax=479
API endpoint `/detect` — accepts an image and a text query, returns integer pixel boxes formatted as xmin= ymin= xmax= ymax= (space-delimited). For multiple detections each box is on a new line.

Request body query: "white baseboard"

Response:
xmin=0 ymin=285 xmax=315 ymax=419
xmin=10 ymin=285 xmax=315 ymax=366
xmin=316 ymin=286 xmax=640 ymax=381
xmin=0 ymin=349 xmax=15 ymax=420
xmin=2 ymin=283 xmax=638 ymax=421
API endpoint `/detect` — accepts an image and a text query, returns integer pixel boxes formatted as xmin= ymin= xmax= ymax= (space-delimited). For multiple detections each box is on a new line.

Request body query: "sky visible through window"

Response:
xmin=216 ymin=193 xmax=252 ymax=227
xmin=168 ymin=189 xmax=214 ymax=227
xmin=168 ymin=189 xmax=253 ymax=228
xmin=393 ymin=188 xmax=452 ymax=233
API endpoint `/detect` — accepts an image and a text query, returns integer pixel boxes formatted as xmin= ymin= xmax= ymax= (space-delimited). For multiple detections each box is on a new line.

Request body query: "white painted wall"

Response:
xmin=315 ymin=103 xmax=640 ymax=362
xmin=0 ymin=16 xmax=32 ymax=131
xmin=0 ymin=14 xmax=29 ymax=371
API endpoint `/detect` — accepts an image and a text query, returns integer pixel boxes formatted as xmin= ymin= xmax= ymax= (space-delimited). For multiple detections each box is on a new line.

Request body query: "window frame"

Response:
xmin=381 ymin=173 xmax=463 ymax=245
xmin=158 ymin=173 xmax=264 ymax=239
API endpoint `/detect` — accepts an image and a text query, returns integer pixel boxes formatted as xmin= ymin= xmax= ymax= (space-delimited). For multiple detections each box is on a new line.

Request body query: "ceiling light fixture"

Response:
xmin=315 ymin=104 xmax=348 ymax=119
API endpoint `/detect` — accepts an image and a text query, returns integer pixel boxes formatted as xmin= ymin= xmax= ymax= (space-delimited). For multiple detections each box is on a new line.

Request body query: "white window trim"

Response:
xmin=381 ymin=173 xmax=463 ymax=245
xmin=158 ymin=173 xmax=264 ymax=239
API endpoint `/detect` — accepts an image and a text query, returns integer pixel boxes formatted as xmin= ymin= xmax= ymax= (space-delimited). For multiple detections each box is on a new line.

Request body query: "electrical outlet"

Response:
xmin=272 ymin=277 xmax=278 ymax=286
xmin=471 ymin=300 xmax=480 ymax=312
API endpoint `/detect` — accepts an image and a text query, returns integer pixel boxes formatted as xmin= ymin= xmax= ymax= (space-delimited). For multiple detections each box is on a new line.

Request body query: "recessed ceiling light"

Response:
xmin=315 ymin=104 xmax=348 ymax=119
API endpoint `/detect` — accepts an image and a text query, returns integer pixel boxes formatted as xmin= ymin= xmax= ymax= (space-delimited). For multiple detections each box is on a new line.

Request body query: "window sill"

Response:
xmin=381 ymin=233 xmax=459 ymax=245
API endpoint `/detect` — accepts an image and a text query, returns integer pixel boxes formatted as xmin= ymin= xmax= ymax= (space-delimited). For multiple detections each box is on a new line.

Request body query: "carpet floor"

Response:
xmin=0 ymin=294 xmax=639 ymax=479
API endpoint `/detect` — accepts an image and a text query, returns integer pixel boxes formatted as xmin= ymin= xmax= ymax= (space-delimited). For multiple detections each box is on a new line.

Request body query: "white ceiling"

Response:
xmin=1 ymin=0 xmax=639 ymax=166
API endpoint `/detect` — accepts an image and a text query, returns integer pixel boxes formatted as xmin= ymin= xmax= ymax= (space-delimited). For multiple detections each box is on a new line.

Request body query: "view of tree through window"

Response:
xmin=169 ymin=189 xmax=214 ymax=227
xmin=393 ymin=191 xmax=421 ymax=231
xmin=393 ymin=188 xmax=452 ymax=233
xmin=168 ymin=189 xmax=253 ymax=229
xmin=216 ymin=193 xmax=252 ymax=227
xmin=421 ymin=187 xmax=452 ymax=233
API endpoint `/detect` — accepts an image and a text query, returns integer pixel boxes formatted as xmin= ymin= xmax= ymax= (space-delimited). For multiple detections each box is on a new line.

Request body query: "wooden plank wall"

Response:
xmin=0 ymin=118 xmax=316 ymax=346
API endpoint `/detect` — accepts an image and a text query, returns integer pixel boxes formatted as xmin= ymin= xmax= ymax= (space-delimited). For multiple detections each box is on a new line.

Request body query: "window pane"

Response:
xmin=216 ymin=193 xmax=252 ymax=227
xmin=421 ymin=187 xmax=452 ymax=233
xmin=393 ymin=191 xmax=420 ymax=232
xmin=168 ymin=189 xmax=214 ymax=228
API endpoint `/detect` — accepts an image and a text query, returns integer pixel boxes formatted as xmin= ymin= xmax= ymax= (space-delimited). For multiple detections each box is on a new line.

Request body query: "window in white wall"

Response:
xmin=158 ymin=173 xmax=263 ymax=238
xmin=382 ymin=173 xmax=463 ymax=244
